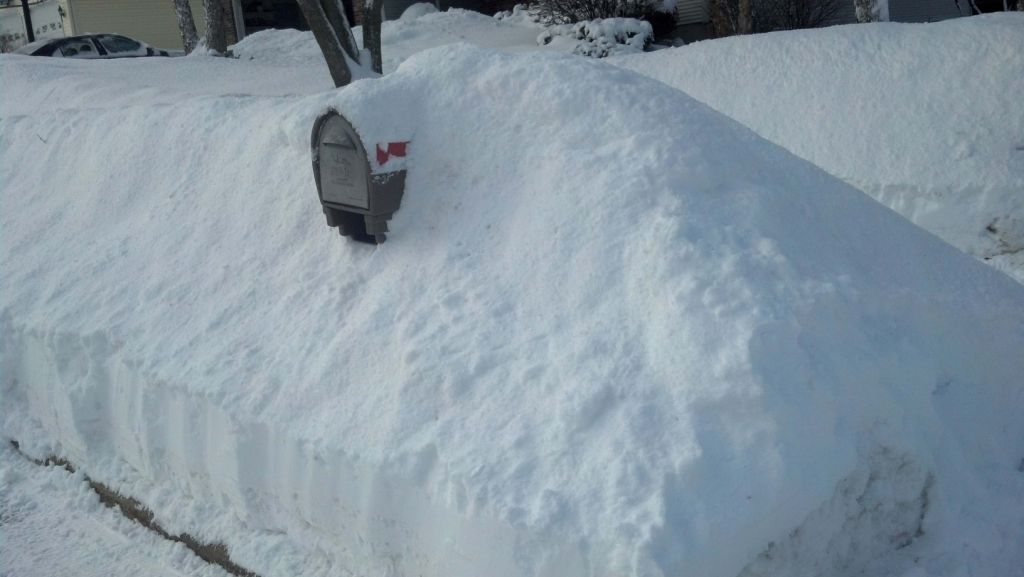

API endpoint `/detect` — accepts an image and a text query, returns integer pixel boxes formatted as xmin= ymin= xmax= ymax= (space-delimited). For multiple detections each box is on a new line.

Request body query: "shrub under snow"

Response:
xmin=538 ymin=17 xmax=653 ymax=57
xmin=496 ymin=5 xmax=653 ymax=57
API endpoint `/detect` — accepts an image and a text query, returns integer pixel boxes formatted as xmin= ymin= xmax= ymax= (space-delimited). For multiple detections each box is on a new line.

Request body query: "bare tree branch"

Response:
xmin=322 ymin=0 xmax=361 ymax=61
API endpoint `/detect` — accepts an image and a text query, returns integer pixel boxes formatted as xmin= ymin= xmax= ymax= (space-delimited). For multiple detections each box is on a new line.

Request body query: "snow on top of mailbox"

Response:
xmin=321 ymin=81 xmax=417 ymax=174
xmin=3 ymin=41 xmax=1024 ymax=577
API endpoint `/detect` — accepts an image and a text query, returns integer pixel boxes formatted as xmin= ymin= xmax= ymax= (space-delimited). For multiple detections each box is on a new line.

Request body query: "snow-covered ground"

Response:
xmin=0 ymin=444 xmax=229 ymax=577
xmin=2 ymin=10 xmax=1023 ymax=577
xmin=614 ymin=14 xmax=1024 ymax=282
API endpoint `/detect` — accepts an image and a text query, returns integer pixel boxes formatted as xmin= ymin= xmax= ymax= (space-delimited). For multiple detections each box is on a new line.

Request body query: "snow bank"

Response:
xmin=0 ymin=49 xmax=338 ymax=115
xmin=360 ymin=8 xmax=557 ymax=72
xmin=229 ymin=7 xmax=646 ymax=74
xmin=400 ymin=2 xmax=440 ymax=21
xmin=228 ymin=28 xmax=376 ymax=82
xmin=614 ymin=14 xmax=1024 ymax=282
xmin=3 ymin=43 xmax=1024 ymax=577
xmin=227 ymin=9 xmax=554 ymax=73
xmin=230 ymin=27 xmax=329 ymax=62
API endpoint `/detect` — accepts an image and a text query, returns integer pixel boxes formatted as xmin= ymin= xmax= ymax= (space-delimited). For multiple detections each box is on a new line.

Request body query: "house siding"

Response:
xmin=673 ymin=0 xmax=963 ymax=31
xmin=63 ymin=0 xmax=207 ymax=50
xmin=889 ymin=0 xmax=963 ymax=21
xmin=827 ymin=1 xmax=857 ymax=24
xmin=677 ymin=0 xmax=710 ymax=24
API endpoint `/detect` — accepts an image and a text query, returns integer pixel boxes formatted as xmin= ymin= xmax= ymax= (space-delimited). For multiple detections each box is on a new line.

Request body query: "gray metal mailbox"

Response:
xmin=311 ymin=111 xmax=406 ymax=244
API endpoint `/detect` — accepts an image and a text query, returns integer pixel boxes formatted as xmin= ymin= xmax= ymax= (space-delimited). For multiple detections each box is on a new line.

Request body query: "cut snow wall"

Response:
xmin=0 ymin=327 xmax=589 ymax=576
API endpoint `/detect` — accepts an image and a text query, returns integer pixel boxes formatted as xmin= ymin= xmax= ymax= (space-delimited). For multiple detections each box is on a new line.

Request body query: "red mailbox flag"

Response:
xmin=376 ymin=142 xmax=409 ymax=166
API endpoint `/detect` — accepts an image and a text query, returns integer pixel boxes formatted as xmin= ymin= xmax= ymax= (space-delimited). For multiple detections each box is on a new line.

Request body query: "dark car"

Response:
xmin=14 ymin=34 xmax=175 ymax=59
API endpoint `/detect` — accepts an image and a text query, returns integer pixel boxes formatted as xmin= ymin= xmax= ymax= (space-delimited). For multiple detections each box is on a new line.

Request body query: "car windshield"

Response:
xmin=97 ymin=35 xmax=145 ymax=55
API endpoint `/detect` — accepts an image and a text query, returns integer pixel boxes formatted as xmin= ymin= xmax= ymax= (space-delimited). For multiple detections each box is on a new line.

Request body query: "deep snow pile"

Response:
xmin=231 ymin=13 xmax=1024 ymax=282
xmin=231 ymin=6 xmax=649 ymax=74
xmin=232 ymin=8 xmax=556 ymax=73
xmin=3 ymin=43 xmax=1024 ymax=577
xmin=615 ymin=14 xmax=1024 ymax=282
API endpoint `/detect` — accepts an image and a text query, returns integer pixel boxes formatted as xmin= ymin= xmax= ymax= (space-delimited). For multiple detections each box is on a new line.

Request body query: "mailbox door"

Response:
xmin=318 ymin=115 xmax=370 ymax=210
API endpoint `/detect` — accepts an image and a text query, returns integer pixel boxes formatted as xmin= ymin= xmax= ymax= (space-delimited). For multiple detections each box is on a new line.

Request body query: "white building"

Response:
xmin=1 ymin=0 xmax=63 ymax=51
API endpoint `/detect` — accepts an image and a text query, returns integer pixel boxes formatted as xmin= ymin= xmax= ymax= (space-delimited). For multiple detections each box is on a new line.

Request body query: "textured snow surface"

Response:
xmin=615 ymin=14 xmax=1024 ymax=282
xmin=0 ymin=444 xmax=230 ymax=577
xmin=3 ymin=21 xmax=1024 ymax=577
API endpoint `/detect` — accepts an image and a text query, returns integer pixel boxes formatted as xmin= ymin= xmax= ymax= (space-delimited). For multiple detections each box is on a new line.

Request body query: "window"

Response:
xmin=31 ymin=42 xmax=60 ymax=56
xmin=59 ymin=38 xmax=100 ymax=58
xmin=96 ymin=35 xmax=144 ymax=55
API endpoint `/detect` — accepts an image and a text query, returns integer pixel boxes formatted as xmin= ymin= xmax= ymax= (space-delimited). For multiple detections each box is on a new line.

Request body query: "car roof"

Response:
xmin=13 ymin=34 xmax=154 ymax=55
xmin=13 ymin=38 xmax=57 ymax=55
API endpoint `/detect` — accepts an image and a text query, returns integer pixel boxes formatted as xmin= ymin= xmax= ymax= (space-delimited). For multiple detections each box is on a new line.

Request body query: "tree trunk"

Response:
xmin=204 ymin=0 xmax=228 ymax=54
xmin=363 ymin=0 xmax=383 ymax=74
xmin=738 ymin=0 xmax=752 ymax=34
xmin=854 ymin=0 xmax=874 ymax=21
xmin=710 ymin=0 xmax=734 ymax=36
xmin=172 ymin=0 xmax=200 ymax=53
xmin=322 ymin=0 xmax=361 ymax=61
xmin=295 ymin=0 xmax=355 ymax=87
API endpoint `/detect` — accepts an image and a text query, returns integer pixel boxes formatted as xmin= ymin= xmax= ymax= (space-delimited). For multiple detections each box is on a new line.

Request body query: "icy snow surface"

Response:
xmin=0 ymin=444 xmax=230 ymax=577
xmin=3 ymin=21 xmax=1024 ymax=577
xmin=615 ymin=14 xmax=1024 ymax=282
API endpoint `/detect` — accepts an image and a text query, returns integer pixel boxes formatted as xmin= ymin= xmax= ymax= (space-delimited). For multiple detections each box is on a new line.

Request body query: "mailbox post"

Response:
xmin=311 ymin=111 xmax=407 ymax=244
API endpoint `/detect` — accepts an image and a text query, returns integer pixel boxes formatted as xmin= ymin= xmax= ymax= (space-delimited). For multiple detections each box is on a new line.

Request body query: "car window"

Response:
xmin=96 ymin=35 xmax=146 ymax=56
xmin=58 ymin=38 xmax=101 ymax=59
xmin=31 ymin=42 xmax=60 ymax=57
